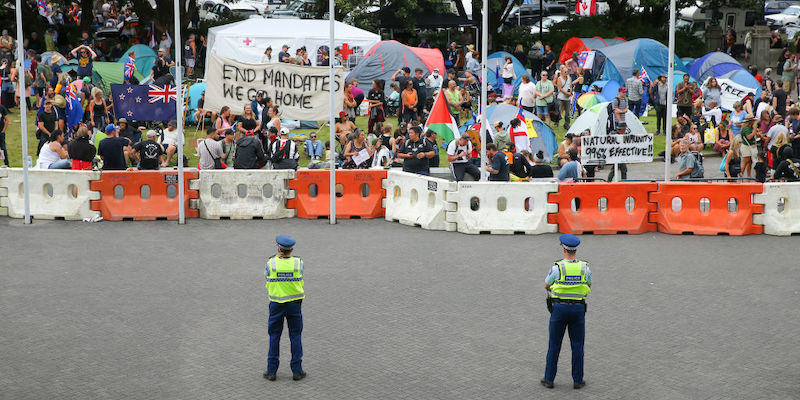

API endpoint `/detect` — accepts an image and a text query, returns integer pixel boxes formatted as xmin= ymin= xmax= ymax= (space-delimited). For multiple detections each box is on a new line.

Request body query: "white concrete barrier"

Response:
xmin=0 ymin=168 xmax=101 ymax=220
xmin=382 ymin=170 xmax=456 ymax=231
xmin=191 ymin=170 xmax=296 ymax=219
xmin=754 ymin=183 xmax=800 ymax=236
xmin=445 ymin=181 xmax=558 ymax=234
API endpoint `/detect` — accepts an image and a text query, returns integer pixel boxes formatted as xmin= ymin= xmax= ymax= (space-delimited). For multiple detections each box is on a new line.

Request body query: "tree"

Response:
xmin=129 ymin=0 xmax=198 ymax=48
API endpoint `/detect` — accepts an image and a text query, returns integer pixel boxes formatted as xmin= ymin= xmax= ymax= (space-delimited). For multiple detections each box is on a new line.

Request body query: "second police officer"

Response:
xmin=541 ymin=234 xmax=591 ymax=390
xmin=263 ymin=235 xmax=307 ymax=382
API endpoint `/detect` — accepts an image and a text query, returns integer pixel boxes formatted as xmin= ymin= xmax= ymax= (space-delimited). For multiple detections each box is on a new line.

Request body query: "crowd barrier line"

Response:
xmin=548 ymin=182 xmax=658 ymax=234
xmin=286 ymin=169 xmax=386 ymax=219
xmin=0 ymin=168 xmax=101 ymax=220
xmin=191 ymin=170 xmax=296 ymax=220
xmin=90 ymin=170 xmax=199 ymax=221
xmin=383 ymin=170 xmax=456 ymax=231
xmin=753 ymin=183 xmax=800 ymax=236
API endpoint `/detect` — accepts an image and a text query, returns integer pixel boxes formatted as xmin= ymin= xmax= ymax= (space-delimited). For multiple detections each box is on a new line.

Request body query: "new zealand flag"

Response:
xmin=111 ymin=84 xmax=179 ymax=122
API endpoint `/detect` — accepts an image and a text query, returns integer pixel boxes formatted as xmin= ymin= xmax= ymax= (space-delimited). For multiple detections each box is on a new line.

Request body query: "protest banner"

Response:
xmin=581 ymin=134 xmax=654 ymax=164
xmin=701 ymin=76 xmax=758 ymax=111
xmin=204 ymin=53 xmax=345 ymax=120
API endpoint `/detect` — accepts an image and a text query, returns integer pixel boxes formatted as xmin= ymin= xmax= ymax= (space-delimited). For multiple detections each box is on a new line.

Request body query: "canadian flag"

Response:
xmin=576 ymin=0 xmax=596 ymax=16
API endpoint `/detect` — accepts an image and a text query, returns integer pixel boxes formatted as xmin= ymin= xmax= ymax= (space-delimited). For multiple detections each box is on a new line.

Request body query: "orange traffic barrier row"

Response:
xmin=287 ymin=169 xmax=386 ymax=219
xmin=548 ymin=182 xmax=658 ymax=234
xmin=648 ymin=182 xmax=763 ymax=236
xmin=90 ymin=170 xmax=199 ymax=221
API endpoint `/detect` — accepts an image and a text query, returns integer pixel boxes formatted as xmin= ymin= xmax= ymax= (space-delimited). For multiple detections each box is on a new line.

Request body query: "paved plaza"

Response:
xmin=1 ymin=217 xmax=798 ymax=399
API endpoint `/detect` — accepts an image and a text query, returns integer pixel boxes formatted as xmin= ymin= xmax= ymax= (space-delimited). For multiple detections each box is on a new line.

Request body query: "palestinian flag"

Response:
xmin=424 ymin=90 xmax=459 ymax=142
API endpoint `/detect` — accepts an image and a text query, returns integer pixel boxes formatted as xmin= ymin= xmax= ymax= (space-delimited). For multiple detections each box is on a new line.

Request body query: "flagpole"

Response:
xmin=328 ymin=0 xmax=336 ymax=224
xmin=480 ymin=0 xmax=488 ymax=180
xmin=174 ymin=0 xmax=185 ymax=224
xmin=15 ymin=0 xmax=30 ymax=224
xmin=665 ymin=0 xmax=675 ymax=181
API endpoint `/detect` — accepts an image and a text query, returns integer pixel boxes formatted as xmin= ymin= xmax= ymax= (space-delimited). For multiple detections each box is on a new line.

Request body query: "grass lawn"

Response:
xmin=3 ymin=103 xmax=673 ymax=168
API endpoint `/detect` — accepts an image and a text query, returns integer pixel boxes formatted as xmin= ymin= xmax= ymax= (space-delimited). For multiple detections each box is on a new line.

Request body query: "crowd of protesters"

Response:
xmin=5 ymin=1 xmax=800 ymax=183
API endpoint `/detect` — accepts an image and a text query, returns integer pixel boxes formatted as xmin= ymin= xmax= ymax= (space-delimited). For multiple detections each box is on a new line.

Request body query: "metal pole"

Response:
xmin=539 ymin=0 xmax=543 ymax=42
xmin=480 ymin=0 xmax=488 ymax=180
xmin=665 ymin=0 xmax=676 ymax=181
xmin=15 ymin=0 xmax=30 ymax=224
xmin=174 ymin=0 xmax=185 ymax=223
xmin=329 ymin=0 xmax=336 ymax=224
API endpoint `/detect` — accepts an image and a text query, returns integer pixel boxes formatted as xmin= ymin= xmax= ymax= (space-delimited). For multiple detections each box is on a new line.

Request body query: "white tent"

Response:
xmin=566 ymin=102 xmax=648 ymax=136
xmin=206 ymin=19 xmax=381 ymax=68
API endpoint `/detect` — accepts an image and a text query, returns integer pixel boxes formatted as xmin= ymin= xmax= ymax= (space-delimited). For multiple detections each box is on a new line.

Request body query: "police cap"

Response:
xmin=559 ymin=233 xmax=580 ymax=250
xmin=276 ymin=235 xmax=296 ymax=249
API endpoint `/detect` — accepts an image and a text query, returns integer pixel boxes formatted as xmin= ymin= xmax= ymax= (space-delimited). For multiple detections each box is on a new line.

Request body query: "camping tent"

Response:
xmin=484 ymin=104 xmax=558 ymax=161
xmin=686 ymin=52 xmax=746 ymax=83
xmin=486 ymin=52 xmax=528 ymax=95
xmin=559 ymin=37 xmax=626 ymax=63
xmin=206 ymin=18 xmax=381 ymax=68
xmin=91 ymin=62 xmax=146 ymax=94
xmin=41 ymin=51 xmax=66 ymax=66
xmin=346 ymin=40 xmax=445 ymax=97
xmin=596 ymin=39 xmax=686 ymax=86
xmin=566 ymin=102 xmax=648 ymax=137
xmin=119 ymin=44 xmax=157 ymax=80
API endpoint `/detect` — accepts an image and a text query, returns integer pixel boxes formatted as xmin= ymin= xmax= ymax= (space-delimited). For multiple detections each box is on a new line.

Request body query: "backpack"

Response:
xmin=690 ymin=152 xmax=704 ymax=179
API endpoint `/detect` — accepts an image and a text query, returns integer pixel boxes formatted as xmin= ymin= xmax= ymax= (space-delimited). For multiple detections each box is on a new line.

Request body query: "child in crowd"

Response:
xmin=754 ymin=152 xmax=769 ymax=183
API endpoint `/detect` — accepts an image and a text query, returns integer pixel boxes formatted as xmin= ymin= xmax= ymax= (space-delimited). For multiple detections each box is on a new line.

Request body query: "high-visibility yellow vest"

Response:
xmin=549 ymin=259 xmax=590 ymax=300
xmin=265 ymin=255 xmax=304 ymax=303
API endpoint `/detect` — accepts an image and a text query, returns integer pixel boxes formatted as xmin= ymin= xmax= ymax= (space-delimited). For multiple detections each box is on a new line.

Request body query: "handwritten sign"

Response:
xmin=581 ymin=134 xmax=653 ymax=164
xmin=702 ymin=76 xmax=759 ymax=111
xmin=204 ymin=53 xmax=345 ymax=121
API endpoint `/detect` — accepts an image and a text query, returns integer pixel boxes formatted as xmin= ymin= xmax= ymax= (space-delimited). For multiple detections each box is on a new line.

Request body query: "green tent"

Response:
xmin=59 ymin=61 xmax=145 ymax=94
xmin=91 ymin=62 xmax=146 ymax=94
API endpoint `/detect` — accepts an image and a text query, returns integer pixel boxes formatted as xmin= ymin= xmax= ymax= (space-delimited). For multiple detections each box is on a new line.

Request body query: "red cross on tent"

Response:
xmin=243 ymin=37 xmax=252 ymax=46
xmin=340 ymin=43 xmax=353 ymax=61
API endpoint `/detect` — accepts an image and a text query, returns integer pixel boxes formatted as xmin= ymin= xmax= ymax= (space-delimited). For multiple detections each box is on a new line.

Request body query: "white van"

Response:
xmin=678 ymin=5 xmax=758 ymax=46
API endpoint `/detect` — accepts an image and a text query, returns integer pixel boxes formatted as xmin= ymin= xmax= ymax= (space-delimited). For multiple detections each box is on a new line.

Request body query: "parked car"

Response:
xmin=266 ymin=0 xmax=315 ymax=19
xmin=529 ymin=14 xmax=567 ymax=34
xmin=766 ymin=4 xmax=800 ymax=28
xmin=203 ymin=1 xmax=262 ymax=20
xmin=765 ymin=1 xmax=799 ymax=15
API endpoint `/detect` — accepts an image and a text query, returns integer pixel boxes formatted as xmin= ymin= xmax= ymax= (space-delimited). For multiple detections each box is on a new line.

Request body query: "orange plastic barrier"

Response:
xmin=548 ymin=182 xmax=658 ymax=234
xmin=648 ymin=182 xmax=763 ymax=235
xmin=287 ymin=169 xmax=386 ymax=219
xmin=90 ymin=170 xmax=199 ymax=221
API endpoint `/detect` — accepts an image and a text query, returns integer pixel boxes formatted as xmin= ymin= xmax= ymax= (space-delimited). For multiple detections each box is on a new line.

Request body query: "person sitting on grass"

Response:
xmin=36 ymin=129 xmax=71 ymax=169
xmin=304 ymin=132 xmax=324 ymax=161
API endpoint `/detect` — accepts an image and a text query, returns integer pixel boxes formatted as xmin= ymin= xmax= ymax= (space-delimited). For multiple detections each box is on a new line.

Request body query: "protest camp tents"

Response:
xmin=346 ymin=40 xmax=445 ymax=97
xmin=484 ymin=104 xmax=558 ymax=161
xmin=566 ymin=102 xmax=647 ymax=137
xmin=118 ymin=44 xmax=157 ymax=80
xmin=558 ymin=37 xmax=626 ymax=63
xmin=206 ymin=18 xmax=380 ymax=68
xmin=486 ymin=51 xmax=528 ymax=95
xmin=59 ymin=62 xmax=145 ymax=94
xmin=686 ymin=52 xmax=745 ymax=83
xmin=595 ymin=39 xmax=687 ymax=87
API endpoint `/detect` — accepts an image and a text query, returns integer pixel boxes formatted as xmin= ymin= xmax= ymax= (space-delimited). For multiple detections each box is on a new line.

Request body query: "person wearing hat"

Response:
xmin=607 ymin=121 xmax=629 ymax=181
xmin=263 ymin=235 xmax=307 ymax=382
xmin=117 ymin=118 xmax=142 ymax=147
xmin=740 ymin=114 xmax=760 ymax=178
xmin=611 ymin=86 xmax=629 ymax=129
xmin=269 ymin=127 xmax=299 ymax=170
xmin=278 ymin=45 xmax=291 ymax=63
xmin=160 ymin=120 xmax=181 ymax=167
xmin=541 ymin=234 xmax=591 ymax=390
xmin=131 ymin=130 xmax=164 ymax=170
xmin=98 ymin=124 xmax=131 ymax=171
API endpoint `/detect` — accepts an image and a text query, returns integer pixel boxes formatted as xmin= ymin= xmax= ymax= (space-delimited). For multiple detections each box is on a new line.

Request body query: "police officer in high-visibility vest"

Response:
xmin=541 ymin=234 xmax=591 ymax=390
xmin=263 ymin=235 xmax=307 ymax=382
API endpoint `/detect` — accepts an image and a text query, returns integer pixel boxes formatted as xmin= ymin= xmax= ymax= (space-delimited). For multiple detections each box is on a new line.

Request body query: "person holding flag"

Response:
xmin=64 ymin=79 xmax=85 ymax=134
xmin=123 ymin=51 xmax=136 ymax=84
